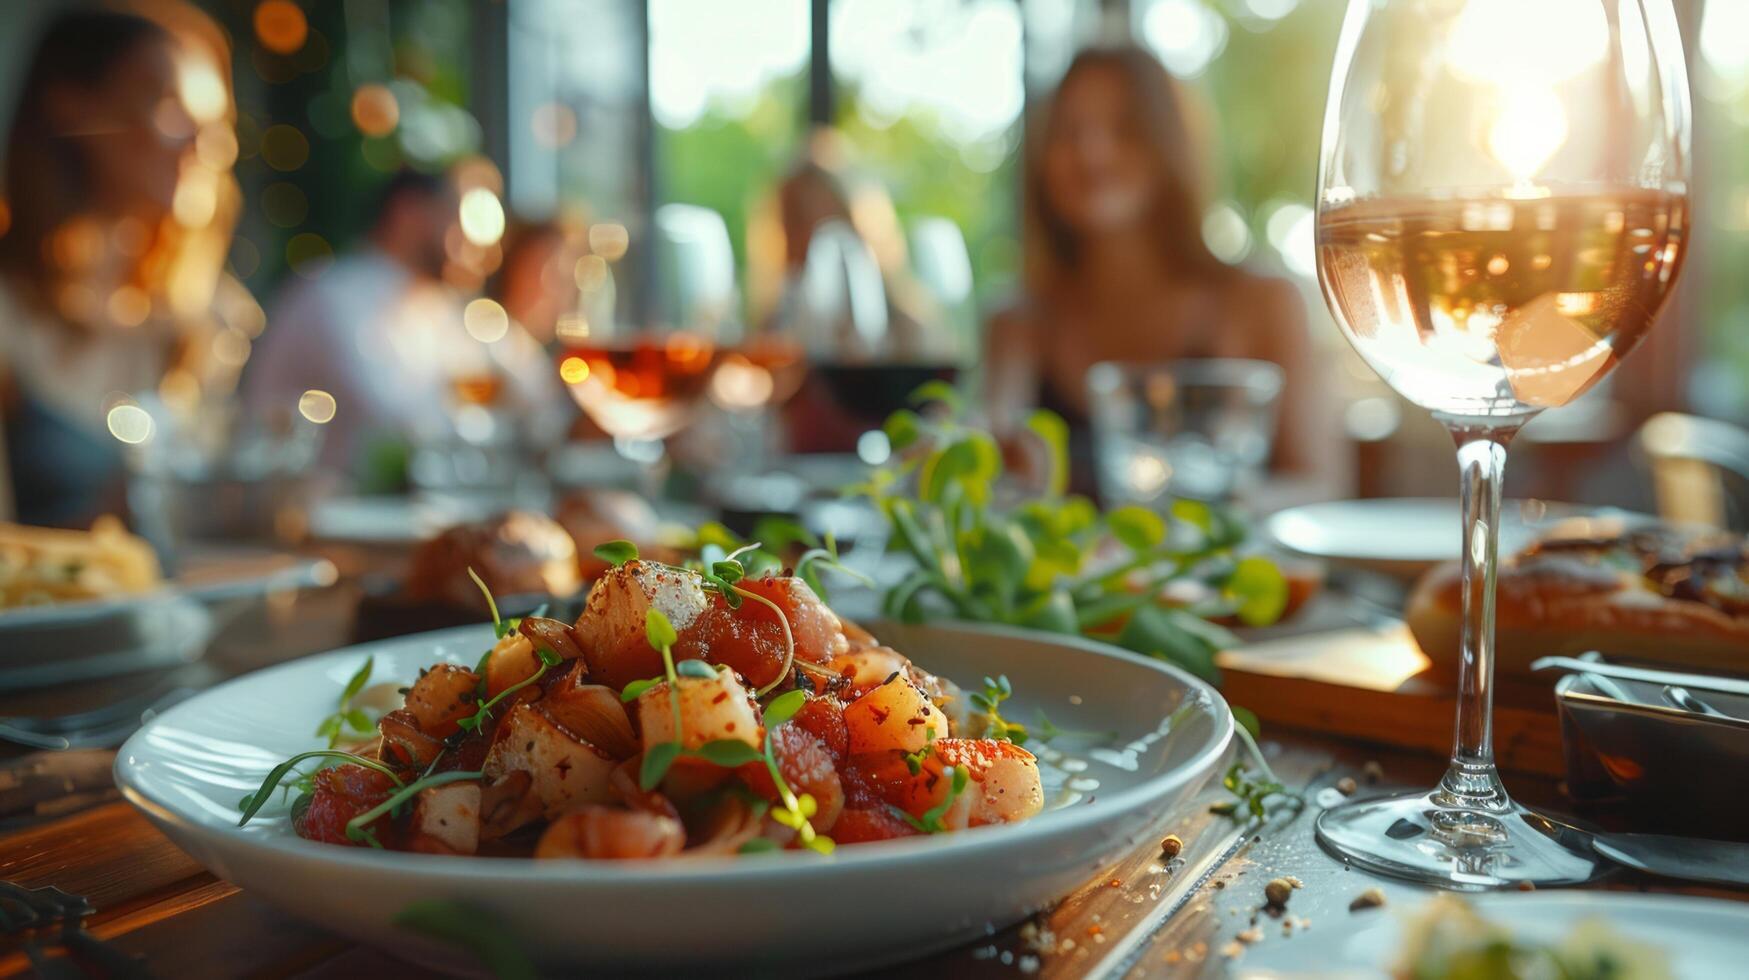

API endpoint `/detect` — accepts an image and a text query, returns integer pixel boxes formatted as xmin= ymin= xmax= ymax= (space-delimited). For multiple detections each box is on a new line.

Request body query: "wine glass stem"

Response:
xmin=1439 ymin=423 xmax=1520 ymax=808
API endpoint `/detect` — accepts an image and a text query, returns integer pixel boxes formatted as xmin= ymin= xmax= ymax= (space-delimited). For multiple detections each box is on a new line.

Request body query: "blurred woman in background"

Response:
xmin=0 ymin=5 xmax=258 ymax=525
xmin=987 ymin=45 xmax=1346 ymax=499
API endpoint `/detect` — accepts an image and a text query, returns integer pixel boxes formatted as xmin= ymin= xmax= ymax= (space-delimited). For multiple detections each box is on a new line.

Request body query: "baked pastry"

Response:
xmin=1406 ymin=523 xmax=1749 ymax=681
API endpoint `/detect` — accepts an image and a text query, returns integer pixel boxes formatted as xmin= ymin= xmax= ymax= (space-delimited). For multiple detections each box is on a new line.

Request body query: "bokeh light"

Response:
xmin=297 ymin=389 xmax=338 ymax=424
xmin=286 ymin=232 xmax=334 ymax=279
xmin=559 ymin=355 xmax=590 ymax=384
xmin=262 ymin=181 xmax=309 ymax=228
xmin=171 ymin=173 xmax=219 ymax=228
xmin=458 ymin=188 xmax=506 ymax=246
xmin=106 ymin=404 xmax=154 ymax=445
xmin=177 ymin=61 xmax=228 ymax=124
xmin=253 ymin=1 xmax=309 ymax=56
xmin=589 ymin=223 xmax=630 ymax=261
xmin=261 ymin=124 xmax=310 ymax=171
xmin=530 ymin=102 xmax=578 ymax=148
xmin=106 ymin=287 xmax=150 ymax=328
xmin=195 ymin=125 xmax=239 ymax=170
xmin=351 ymin=84 xmax=400 ymax=137
xmin=1202 ymin=202 xmax=1252 ymax=263
xmin=463 ymin=297 xmax=510 ymax=343
xmin=1142 ymin=0 xmax=1229 ymax=78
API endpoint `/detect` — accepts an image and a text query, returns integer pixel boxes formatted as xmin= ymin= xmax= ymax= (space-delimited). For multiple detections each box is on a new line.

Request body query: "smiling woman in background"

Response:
xmin=0 ymin=5 xmax=259 ymax=526
xmin=987 ymin=45 xmax=1347 ymax=500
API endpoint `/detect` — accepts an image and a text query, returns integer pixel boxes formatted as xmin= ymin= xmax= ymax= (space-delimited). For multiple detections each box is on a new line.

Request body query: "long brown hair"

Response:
xmin=0 ymin=11 xmax=169 ymax=294
xmin=1023 ymin=45 xmax=1226 ymax=300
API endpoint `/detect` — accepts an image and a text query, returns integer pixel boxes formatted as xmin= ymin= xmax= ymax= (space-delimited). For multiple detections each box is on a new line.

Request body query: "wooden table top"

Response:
xmin=3 ymin=566 xmax=1743 ymax=979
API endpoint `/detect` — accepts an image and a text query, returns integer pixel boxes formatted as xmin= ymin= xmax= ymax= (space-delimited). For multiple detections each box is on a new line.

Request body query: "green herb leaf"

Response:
xmin=1224 ymin=555 xmax=1289 ymax=627
xmin=341 ymin=657 xmax=374 ymax=703
xmin=883 ymin=409 xmax=923 ymax=451
xmin=620 ymin=677 xmax=662 ymax=702
xmin=639 ymin=741 xmax=683 ymax=790
xmin=688 ymin=739 xmax=766 ymax=767
xmin=738 ymin=838 xmax=779 ymax=854
xmin=536 ymin=647 xmax=562 ymax=668
xmin=238 ymin=751 xmax=404 ymax=826
xmin=592 ymin=540 xmax=639 ymax=567
xmin=710 ymin=560 xmax=745 ymax=585
xmin=1024 ymin=409 xmax=1070 ymax=499
xmin=762 ymin=689 xmax=807 ymax=727
xmin=644 ymin=608 xmax=678 ymax=651
xmin=675 ymin=659 xmax=717 ymax=679
xmin=908 ymin=380 xmax=962 ymax=411
xmin=1108 ymin=505 xmax=1167 ymax=552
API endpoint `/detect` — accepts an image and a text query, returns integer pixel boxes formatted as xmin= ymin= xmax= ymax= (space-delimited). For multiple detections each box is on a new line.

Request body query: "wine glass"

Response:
xmin=1314 ymin=0 xmax=1690 ymax=888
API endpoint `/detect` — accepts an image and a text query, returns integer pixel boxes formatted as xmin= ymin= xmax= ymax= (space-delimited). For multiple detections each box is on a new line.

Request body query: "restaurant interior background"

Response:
xmin=0 ymin=0 xmax=1740 ymax=523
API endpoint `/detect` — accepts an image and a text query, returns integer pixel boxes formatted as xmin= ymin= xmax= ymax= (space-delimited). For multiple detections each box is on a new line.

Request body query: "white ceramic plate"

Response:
xmin=1235 ymin=891 xmax=1749 ymax=978
xmin=0 ymin=549 xmax=332 ymax=690
xmin=1263 ymin=498 xmax=1632 ymax=581
xmin=116 ymin=621 xmax=1232 ymax=975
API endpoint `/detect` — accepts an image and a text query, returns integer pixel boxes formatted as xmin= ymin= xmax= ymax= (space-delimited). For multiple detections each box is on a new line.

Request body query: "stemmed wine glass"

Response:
xmin=1314 ymin=0 xmax=1691 ymax=888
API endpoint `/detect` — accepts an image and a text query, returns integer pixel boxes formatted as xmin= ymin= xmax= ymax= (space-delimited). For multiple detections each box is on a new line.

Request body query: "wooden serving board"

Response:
xmin=1216 ymin=625 xmax=1567 ymax=777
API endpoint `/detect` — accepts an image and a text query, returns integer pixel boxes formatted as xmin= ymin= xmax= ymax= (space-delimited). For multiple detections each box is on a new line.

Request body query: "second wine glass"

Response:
xmin=1313 ymin=0 xmax=1691 ymax=888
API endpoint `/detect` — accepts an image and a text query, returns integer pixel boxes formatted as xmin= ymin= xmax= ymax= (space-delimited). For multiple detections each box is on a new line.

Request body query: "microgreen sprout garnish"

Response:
xmin=1209 ymin=725 xmax=1304 ymax=823
xmin=637 ymin=608 xmax=687 ymax=791
xmin=891 ymin=765 xmax=970 ymax=834
xmin=903 ymin=726 xmax=937 ymax=775
xmin=1031 ymin=710 xmax=1115 ymax=744
xmin=970 ymin=674 xmax=1028 ymax=745
xmin=456 ymin=645 xmax=562 ymax=733
xmin=238 ymin=750 xmax=404 ymax=825
xmin=344 ymin=770 xmax=484 ymax=847
xmin=593 ymin=540 xmax=639 ymax=567
xmin=792 ymin=532 xmax=874 ymax=603
xmin=756 ymin=689 xmax=834 ymax=854
xmin=315 ymin=656 xmax=378 ymax=748
xmin=466 ymin=567 xmax=515 ymax=639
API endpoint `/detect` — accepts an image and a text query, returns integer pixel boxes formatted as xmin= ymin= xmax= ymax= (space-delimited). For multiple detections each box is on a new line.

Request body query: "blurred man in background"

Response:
xmin=245 ymin=170 xmax=462 ymax=478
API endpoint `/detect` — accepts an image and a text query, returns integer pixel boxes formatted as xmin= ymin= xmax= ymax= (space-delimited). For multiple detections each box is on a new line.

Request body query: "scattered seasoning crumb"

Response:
xmin=1363 ymin=760 xmax=1384 ymax=783
xmin=1264 ymin=877 xmax=1296 ymax=908
xmin=1087 ymin=924 xmax=1103 ymax=936
xmin=1108 ymin=878 xmax=1122 ymax=888
xmin=1163 ymin=949 xmax=1181 ymax=964
xmin=1187 ymin=941 xmax=1208 ymax=963
xmin=1283 ymin=919 xmax=1296 ymax=935
xmin=1220 ymin=941 xmax=1245 ymax=959
xmin=1060 ymin=938 xmax=1076 ymax=952
xmin=1517 ymin=881 xmax=1536 ymax=892
xmin=1350 ymin=888 xmax=1387 ymax=912
xmin=1283 ymin=875 xmax=1303 ymax=888
xmin=1336 ymin=776 xmax=1358 ymax=796
xmin=1018 ymin=954 xmax=1040 ymax=974
xmin=1160 ymin=834 xmax=1183 ymax=858
xmin=1236 ymin=926 xmax=1264 ymax=944
xmin=1213 ymin=879 xmax=1227 ymax=890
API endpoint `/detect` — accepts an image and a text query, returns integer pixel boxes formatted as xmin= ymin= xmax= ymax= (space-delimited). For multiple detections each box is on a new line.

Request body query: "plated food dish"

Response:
xmin=1408 ymin=521 xmax=1748 ymax=680
xmin=0 ymin=517 xmax=161 ymax=608
xmin=264 ymin=548 xmax=1046 ymax=859
xmin=117 ymin=615 xmax=1230 ymax=970
xmin=1236 ymin=892 xmax=1749 ymax=979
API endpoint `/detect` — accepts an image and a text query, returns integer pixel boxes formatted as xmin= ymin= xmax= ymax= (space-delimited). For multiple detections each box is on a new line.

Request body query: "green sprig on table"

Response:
xmin=850 ymin=387 xmax=1289 ymax=682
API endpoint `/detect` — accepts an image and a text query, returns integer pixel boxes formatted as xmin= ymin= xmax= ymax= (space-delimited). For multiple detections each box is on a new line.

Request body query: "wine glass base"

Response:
xmin=1315 ymin=788 xmax=1606 ymax=890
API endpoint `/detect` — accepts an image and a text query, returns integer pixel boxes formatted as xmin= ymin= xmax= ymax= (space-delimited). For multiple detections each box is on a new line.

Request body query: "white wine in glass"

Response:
xmin=1314 ymin=0 xmax=1691 ymax=888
